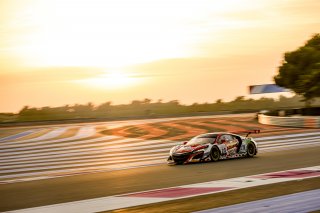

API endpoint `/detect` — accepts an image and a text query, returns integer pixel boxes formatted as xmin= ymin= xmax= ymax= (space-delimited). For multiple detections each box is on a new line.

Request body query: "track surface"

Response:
xmin=0 ymin=146 xmax=319 ymax=211
xmin=0 ymin=114 xmax=319 ymax=184
xmin=0 ymin=114 xmax=319 ymax=212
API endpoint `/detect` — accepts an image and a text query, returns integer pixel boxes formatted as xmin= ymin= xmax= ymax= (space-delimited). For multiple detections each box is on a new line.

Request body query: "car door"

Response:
xmin=217 ymin=134 xmax=227 ymax=156
xmin=224 ymin=134 xmax=238 ymax=156
xmin=218 ymin=134 xmax=235 ymax=155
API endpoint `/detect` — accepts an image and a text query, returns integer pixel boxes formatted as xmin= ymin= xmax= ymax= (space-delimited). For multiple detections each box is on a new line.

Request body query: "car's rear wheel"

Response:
xmin=210 ymin=146 xmax=220 ymax=162
xmin=246 ymin=142 xmax=256 ymax=157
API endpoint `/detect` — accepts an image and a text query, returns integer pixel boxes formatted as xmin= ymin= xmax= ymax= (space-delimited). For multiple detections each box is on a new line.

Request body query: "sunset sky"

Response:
xmin=1 ymin=0 xmax=319 ymax=112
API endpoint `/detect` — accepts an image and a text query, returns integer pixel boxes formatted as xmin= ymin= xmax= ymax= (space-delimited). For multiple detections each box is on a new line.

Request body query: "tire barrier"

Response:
xmin=258 ymin=114 xmax=320 ymax=128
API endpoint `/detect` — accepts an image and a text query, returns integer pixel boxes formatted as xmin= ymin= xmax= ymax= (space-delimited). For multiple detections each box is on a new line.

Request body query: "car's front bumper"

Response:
xmin=171 ymin=153 xmax=190 ymax=164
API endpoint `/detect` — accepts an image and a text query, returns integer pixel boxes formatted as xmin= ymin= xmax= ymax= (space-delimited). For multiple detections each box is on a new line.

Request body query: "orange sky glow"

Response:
xmin=0 ymin=0 xmax=319 ymax=112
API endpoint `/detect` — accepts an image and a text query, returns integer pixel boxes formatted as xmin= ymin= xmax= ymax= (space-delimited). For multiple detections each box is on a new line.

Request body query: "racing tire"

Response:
xmin=210 ymin=146 xmax=220 ymax=162
xmin=246 ymin=142 xmax=256 ymax=157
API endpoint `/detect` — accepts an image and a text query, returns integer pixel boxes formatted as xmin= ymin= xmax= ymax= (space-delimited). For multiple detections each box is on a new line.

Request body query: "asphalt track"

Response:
xmin=0 ymin=114 xmax=319 ymax=212
xmin=0 ymin=146 xmax=319 ymax=212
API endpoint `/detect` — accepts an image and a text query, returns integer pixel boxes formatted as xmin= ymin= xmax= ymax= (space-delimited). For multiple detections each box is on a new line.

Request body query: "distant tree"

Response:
xmin=131 ymin=100 xmax=142 ymax=105
xmin=168 ymin=100 xmax=180 ymax=105
xmin=274 ymin=34 xmax=320 ymax=105
xmin=96 ymin=101 xmax=112 ymax=112
xmin=142 ymin=98 xmax=152 ymax=104
xmin=18 ymin=106 xmax=38 ymax=116
xmin=215 ymin=99 xmax=223 ymax=104
xmin=19 ymin=106 xmax=30 ymax=115
xmin=87 ymin=102 xmax=94 ymax=110
xmin=233 ymin=96 xmax=245 ymax=102
xmin=72 ymin=103 xmax=94 ymax=114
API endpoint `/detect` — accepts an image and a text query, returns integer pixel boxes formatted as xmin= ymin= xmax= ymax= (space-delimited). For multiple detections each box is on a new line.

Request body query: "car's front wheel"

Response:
xmin=246 ymin=142 xmax=256 ymax=157
xmin=210 ymin=146 xmax=220 ymax=162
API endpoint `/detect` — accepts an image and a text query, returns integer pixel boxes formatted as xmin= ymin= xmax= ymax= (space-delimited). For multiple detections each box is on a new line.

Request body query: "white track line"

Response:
xmin=0 ymin=134 xmax=319 ymax=163
xmin=255 ymin=131 xmax=320 ymax=141
xmin=258 ymin=138 xmax=320 ymax=148
xmin=1 ymin=141 xmax=319 ymax=175
xmin=0 ymin=139 xmax=175 ymax=158
xmin=0 ymin=155 xmax=168 ymax=174
xmin=0 ymin=153 xmax=168 ymax=170
xmin=1 ymin=135 xmax=319 ymax=167
xmin=0 ymin=142 xmax=176 ymax=164
xmin=1 ymin=132 xmax=320 ymax=183
xmin=0 ymin=135 xmax=123 ymax=152
xmin=0 ymin=148 xmax=171 ymax=165
xmin=260 ymin=141 xmax=320 ymax=152
xmin=0 ymin=141 xmax=319 ymax=183
xmin=257 ymin=135 xmax=320 ymax=145
xmin=1 ymin=132 xmax=320 ymax=155
xmin=1 ymin=133 xmax=319 ymax=159
xmin=0 ymin=158 xmax=166 ymax=181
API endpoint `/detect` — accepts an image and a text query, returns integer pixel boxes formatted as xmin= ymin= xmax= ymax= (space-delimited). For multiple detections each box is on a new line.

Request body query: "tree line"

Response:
xmin=11 ymin=95 xmax=318 ymax=122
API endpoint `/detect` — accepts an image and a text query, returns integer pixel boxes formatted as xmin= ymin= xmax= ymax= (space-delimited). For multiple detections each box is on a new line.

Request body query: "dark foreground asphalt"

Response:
xmin=0 ymin=146 xmax=319 ymax=212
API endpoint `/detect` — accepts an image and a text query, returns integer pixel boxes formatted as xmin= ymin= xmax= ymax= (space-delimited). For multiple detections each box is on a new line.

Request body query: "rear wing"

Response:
xmin=232 ymin=129 xmax=261 ymax=138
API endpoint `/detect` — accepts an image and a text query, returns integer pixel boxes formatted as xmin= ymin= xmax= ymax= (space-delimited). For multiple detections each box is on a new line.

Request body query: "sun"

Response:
xmin=76 ymin=70 xmax=142 ymax=90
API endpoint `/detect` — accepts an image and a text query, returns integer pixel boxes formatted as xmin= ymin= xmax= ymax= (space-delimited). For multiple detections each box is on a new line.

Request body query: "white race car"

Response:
xmin=167 ymin=130 xmax=259 ymax=165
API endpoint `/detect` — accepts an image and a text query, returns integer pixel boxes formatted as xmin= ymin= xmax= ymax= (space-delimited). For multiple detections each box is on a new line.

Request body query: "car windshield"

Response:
xmin=186 ymin=134 xmax=217 ymax=146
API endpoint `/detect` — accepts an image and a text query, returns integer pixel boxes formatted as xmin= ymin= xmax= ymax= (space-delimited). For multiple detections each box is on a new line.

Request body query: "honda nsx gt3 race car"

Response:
xmin=167 ymin=130 xmax=259 ymax=165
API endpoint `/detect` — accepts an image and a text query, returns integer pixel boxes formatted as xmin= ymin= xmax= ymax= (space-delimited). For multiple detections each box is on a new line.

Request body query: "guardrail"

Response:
xmin=258 ymin=114 xmax=320 ymax=128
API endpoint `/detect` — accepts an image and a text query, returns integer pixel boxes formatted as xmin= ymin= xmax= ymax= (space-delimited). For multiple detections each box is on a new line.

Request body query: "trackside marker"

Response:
xmin=7 ymin=165 xmax=320 ymax=213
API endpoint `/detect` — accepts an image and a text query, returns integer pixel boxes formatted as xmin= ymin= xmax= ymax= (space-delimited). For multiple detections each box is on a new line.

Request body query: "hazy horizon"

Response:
xmin=1 ymin=0 xmax=319 ymax=112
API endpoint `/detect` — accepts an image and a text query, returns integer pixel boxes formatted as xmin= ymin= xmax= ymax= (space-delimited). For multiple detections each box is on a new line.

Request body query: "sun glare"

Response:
xmin=14 ymin=0 xmax=201 ymax=68
xmin=75 ymin=70 xmax=142 ymax=89
xmin=7 ymin=0 xmax=268 ymax=68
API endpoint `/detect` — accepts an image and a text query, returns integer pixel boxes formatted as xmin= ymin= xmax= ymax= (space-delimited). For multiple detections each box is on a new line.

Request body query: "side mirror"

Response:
xmin=182 ymin=141 xmax=187 ymax=145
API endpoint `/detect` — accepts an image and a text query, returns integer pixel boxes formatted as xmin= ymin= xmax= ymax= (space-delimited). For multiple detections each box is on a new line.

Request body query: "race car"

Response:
xmin=167 ymin=130 xmax=259 ymax=165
